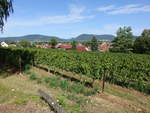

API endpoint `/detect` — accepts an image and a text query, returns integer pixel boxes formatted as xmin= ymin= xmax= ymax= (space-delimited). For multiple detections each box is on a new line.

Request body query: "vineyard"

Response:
xmin=0 ymin=47 xmax=150 ymax=94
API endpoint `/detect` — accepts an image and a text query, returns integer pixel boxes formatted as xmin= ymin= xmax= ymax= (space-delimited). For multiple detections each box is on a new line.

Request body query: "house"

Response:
xmin=77 ymin=45 xmax=90 ymax=51
xmin=58 ymin=44 xmax=72 ymax=50
xmin=44 ymin=44 xmax=52 ymax=49
xmin=8 ymin=44 xmax=16 ymax=47
xmin=0 ymin=42 xmax=8 ymax=47
xmin=99 ymin=42 xmax=112 ymax=52
xmin=55 ymin=43 xmax=62 ymax=48
xmin=35 ymin=44 xmax=43 ymax=48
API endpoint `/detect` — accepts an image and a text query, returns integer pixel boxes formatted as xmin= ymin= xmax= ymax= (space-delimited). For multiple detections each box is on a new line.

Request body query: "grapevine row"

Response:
xmin=0 ymin=47 xmax=149 ymax=94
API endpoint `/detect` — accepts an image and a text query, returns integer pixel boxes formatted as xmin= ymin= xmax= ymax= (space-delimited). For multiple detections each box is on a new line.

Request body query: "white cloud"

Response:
xmin=97 ymin=4 xmax=150 ymax=15
xmin=97 ymin=5 xmax=115 ymax=11
xmin=98 ymin=24 xmax=143 ymax=36
xmin=109 ymin=4 xmax=150 ymax=14
xmin=6 ymin=5 xmax=93 ymax=27
xmin=95 ymin=24 xmax=124 ymax=35
xmin=69 ymin=24 xmax=124 ymax=36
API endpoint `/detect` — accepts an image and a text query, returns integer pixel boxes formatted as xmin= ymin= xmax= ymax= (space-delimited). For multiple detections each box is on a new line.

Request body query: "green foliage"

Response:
xmin=48 ymin=77 xmax=60 ymax=88
xmin=5 ymin=40 xmax=16 ymax=44
xmin=0 ymin=0 xmax=13 ymax=31
xmin=142 ymin=29 xmax=150 ymax=38
xmin=68 ymin=83 xmax=85 ymax=94
xmin=57 ymin=96 xmax=68 ymax=108
xmin=91 ymin=36 xmax=98 ymax=51
xmin=0 ymin=48 xmax=34 ymax=71
xmin=60 ymin=79 xmax=69 ymax=90
xmin=111 ymin=26 xmax=134 ymax=53
xmin=84 ymin=86 xmax=99 ymax=96
xmin=134 ymin=29 xmax=150 ymax=54
xmin=18 ymin=40 xmax=31 ymax=48
xmin=71 ymin=40 xmax=77 ymax=50
xmin=29 ymin=74 xmax=37 ymax=80
xmin=49 ymin=37 xmax=57 ymax=48
xmin=24 ymin=64 xmax=31 ymax=72
xmin=44 ymin=77 xmax=52 ymax=83
xmin=42 ymin=76 xmax=97 ymax=95
xmin=0 ymin=47 xmax=150 ymax=94
xmin=82 ymin=41 xmax=91 ymax=47
xmin=134 ymin=37 xmax=150 ymax=54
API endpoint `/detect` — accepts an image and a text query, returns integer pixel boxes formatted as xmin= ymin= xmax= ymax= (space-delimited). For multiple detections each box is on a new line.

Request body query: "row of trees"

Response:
xmin=111 ymin=27 xmax=150 ymax=54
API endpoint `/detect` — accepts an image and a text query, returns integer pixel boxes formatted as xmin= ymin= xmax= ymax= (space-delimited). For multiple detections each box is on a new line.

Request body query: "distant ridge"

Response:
xmin=0 ymin=34 xmax=114 ymax=42
xmin=70 ymin=34 xmax=114 ymax=41
xmin=0 ymin=34 xmax=64 ymax=42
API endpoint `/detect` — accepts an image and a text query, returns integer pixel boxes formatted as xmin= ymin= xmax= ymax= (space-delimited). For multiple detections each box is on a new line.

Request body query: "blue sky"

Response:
xmin=1 ymin=0 xmax=150 ymax=39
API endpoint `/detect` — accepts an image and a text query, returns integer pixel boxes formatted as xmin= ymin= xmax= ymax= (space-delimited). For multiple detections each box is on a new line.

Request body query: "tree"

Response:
xmin=142 ymin=29 xmax=150 ymax=38
xmin=18 ymin=40 xmax=31 ymax=48
xmin=82 ymin=41 xmax=91 ymax=47
xmin=49 ymin=37 xmax=57 ymax=48
xmin=71 ymin=40 xmax=77 ymax=50
xmin=0 ymin=0 xmax=13 ymax=31
xmin=91 ymin=36 xmax=98 ymax=51
xmin=111 ymin=26 xmax=134 ymax=53
xmin=134 ymin=29 xmax=150 ymax=54
xmin=5 ymin=40 xmax=16 ymax=44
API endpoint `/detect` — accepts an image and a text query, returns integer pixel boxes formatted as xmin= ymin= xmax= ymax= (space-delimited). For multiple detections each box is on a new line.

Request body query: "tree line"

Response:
xmin=111 ymin=27 xmax=150 ymax=54
xmin=49 ymin=27 xmax=150 ymax=54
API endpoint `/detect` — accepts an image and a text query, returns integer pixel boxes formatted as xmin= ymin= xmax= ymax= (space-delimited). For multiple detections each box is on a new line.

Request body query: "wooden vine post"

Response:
xmin=19 ymin=56 xmax=22 ymax=75
xmin=102 ymin=70 xmax=106 ymax=93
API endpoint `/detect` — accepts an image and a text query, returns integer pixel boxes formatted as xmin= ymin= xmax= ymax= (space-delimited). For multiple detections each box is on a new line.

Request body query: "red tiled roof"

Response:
xmin=59 ymin=44 xmax=72 ymax=50
xmin=77 ymin=45 xmax=88 ymax=51
xmin=45 ymin=45 xmax=52 ymax=48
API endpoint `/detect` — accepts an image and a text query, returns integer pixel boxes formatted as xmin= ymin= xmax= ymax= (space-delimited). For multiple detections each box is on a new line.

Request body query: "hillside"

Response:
xmin=70 ymin=34 xmax=114 ymax=41
xmin=0 ymin=34 xmax=114 ymax=42
xmin=0 ymin=34 xmax=65 ymax=42
xmin=0 ymin=66 xmax=149 ymax=113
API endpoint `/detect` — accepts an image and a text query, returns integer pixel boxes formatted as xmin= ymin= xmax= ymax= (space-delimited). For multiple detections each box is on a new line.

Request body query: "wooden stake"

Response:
xmin=19 ymin=56 xmax=22 ymax=75
xmin=102 ymin=70 xmax=106 ymax=93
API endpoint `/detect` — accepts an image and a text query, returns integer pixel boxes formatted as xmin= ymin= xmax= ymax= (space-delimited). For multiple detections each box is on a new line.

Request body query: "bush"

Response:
xmin=60 ymin=80 xmax=68 ymax=90
xmin=29 ymin=74 xmax=37 ymax=80
xmin=48 ymin=77 xmax=60 ymax=88
xmin=68 ymin=83 xmax=85 ymax=94
xmin=84 ymin=87 xmax=99 ymax=96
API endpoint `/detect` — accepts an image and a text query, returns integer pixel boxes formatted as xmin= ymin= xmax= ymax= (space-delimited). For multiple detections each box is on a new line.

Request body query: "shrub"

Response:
xmin=29 ymin=74 xmax=37 ymax=80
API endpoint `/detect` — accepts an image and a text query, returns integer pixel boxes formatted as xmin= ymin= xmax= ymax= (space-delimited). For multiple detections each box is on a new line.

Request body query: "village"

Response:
xmin=0 ymin=41 xmax=112 ymax=52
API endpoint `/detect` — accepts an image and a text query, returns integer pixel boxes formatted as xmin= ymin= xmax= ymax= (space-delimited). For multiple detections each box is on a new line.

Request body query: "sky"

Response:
xmin=1 ymin=0 xmax=150 ymax=39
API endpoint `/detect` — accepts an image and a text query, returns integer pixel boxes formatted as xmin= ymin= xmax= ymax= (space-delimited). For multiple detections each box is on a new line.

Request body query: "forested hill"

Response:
xmin=0 ymin=34 xmax=64 ymax=42
xmin=0 ymin=34 xmax=114 ymax=42
xmin=70 ymin=34 xmax=114 ymax=41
